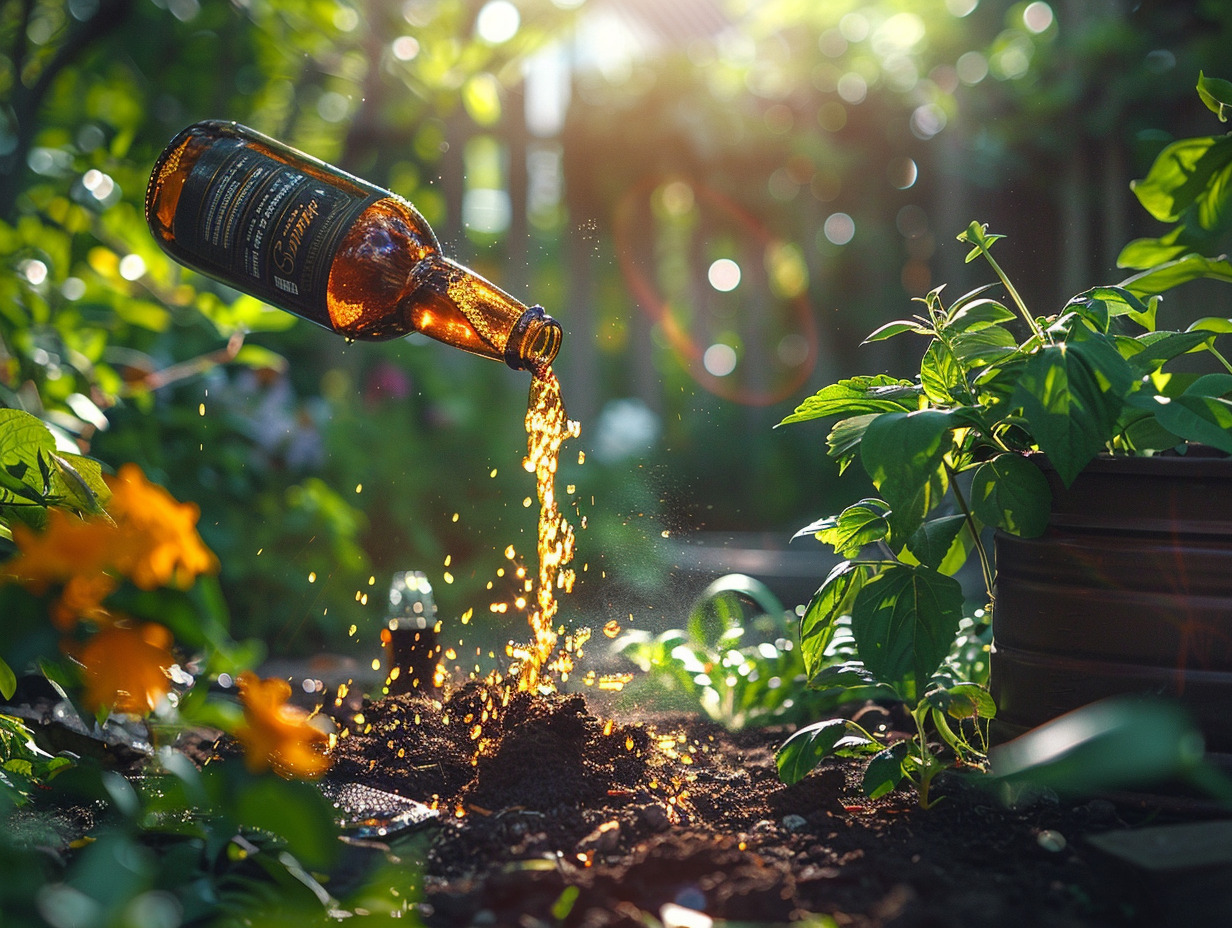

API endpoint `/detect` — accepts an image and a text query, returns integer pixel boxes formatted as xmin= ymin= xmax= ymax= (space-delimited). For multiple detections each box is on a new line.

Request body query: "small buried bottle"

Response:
xmin=145 ymin=120 xmax=561 ymax=372
xmin=382 ymin=570 xmax=440 ymax=696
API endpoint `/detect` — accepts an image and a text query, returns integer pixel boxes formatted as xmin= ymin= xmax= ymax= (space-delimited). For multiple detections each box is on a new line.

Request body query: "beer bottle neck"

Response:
xmin=410 ymin=256 xmax=562 ymax=371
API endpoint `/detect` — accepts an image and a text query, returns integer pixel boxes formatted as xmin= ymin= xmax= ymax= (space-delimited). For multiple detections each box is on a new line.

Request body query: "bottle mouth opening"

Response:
xmin=505 ymin=305 xmax=563 ymax=372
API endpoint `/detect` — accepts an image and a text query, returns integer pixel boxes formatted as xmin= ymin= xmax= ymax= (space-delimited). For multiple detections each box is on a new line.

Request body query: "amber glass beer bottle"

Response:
xmin=145 ymin=120 xmax=561 ymax=371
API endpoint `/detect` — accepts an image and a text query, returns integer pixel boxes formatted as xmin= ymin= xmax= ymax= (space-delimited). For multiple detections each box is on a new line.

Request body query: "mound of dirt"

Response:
xmin=323 ymin=685 xmax=1209 ymax=927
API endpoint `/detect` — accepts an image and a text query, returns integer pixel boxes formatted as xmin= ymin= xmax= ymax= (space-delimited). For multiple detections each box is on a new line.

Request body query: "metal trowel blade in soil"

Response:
xmin=319 ymin=780 xmax=439 ymax=839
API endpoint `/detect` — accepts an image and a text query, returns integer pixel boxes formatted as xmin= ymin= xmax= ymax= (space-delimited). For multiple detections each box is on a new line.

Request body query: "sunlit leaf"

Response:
xmin=850 ymin=564 xmax=964 ymax=692
xmin=826 ymin=414 xmax=876 ymax=470
xmin=859 ymin=410 xmax=954 ymax=540
xmin=1198 ymin=71 xmax=1232 ymax=122
xmin=776 ymin=718 xmax=857 ymax=785
xmin=920 ymin=340 xmax=962 ymax=405
xmin=1120 ymin=253 xmax=1232 ymax=297
xmin=925 ymin=682 xmax=996 ymax=720
xmin=904 ymin=514 xmax=968 ymax=570
xmin=49 ymin=453 xmax=111 ymax=517
xmin=0 ymin=410 xmax=57 ymax=504
xmin=863 ymin=742 xmax=912 ymax=799
xmin=1123 ymin=331 xmax=1216 ymax=374
xmin=802 ymin=499 xmax=889 ymax=556
xmin=0 ymin=658 xmax=16 ymax=701
xmin=969 ymin=454 xmax=1051 ymax=537
xmin=800 ymin=562 xmax=869 ymax=680
xmin=1150 ymin=393 xmax=1232 ymax=453
xmin=1011 ymin=330 xmax=1135 ymax=485
xmin=863 ymin=319 xmax=931 ymax=342
xmin=778 ymin=375 xmax=917 ymax=426
xmin=1130 ymin=135 xmax=1232 ymax=223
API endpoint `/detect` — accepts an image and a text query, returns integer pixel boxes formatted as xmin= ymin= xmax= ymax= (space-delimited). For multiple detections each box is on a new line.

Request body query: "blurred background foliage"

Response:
xmin=3 ymin=0 xmax=1232 ymax=658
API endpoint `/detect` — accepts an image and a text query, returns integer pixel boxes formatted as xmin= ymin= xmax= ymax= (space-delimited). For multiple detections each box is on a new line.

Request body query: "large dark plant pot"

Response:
xmin=991 ymin=450 xmax=1232 ymax=759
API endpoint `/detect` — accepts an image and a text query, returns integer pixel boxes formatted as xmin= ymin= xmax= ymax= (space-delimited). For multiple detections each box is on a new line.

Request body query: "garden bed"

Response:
xmin=319 ymin=685 xmax=1220 ymax=927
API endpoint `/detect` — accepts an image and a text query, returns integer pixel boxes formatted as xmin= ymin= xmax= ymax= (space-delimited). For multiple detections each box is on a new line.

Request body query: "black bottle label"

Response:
xmin=174 ymin=138 xmax=379 ymax=328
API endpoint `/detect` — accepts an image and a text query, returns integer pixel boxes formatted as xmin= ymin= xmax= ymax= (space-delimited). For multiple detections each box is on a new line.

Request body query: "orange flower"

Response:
xmin=4 ymin=463 xmax=216 ymax=602
xmin=234 ymin=672 xmax=332 ymax=780
xmin=105 ymin=463 xmax=217 ymax=590
xmin=77 ymin=622 xmax=176 ymax=715
xmin=4 ymin=510 xmax=115 ymax=593
xmin=52 ymin=572 xmax=118 ymax=631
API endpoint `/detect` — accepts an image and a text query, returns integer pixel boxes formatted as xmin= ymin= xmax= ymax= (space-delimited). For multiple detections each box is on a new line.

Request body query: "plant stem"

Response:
xmin=974 ymin=241 xmax=1044 ymax=342
xmin=1208 ymin=344 xmax=1232 ymax=375
xmin=945 ymin=462 xmax=995 ymax=600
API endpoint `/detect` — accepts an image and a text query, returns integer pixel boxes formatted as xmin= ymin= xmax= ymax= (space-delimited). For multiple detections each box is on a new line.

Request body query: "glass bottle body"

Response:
xmin=145 ymin=120 xmax=560 ymax=371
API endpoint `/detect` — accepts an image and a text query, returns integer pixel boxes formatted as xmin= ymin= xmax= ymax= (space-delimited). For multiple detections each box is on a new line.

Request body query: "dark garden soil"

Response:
xmin=323 ymin=683 xmax=1223 ymax=928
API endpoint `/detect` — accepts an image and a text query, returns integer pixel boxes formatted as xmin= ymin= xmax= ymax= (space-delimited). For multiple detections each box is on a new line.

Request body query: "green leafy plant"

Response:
xmin=776 ymin=74 xmax=1232 ymax=804
xmin=614 ymin=574 xmax=857 ymax=729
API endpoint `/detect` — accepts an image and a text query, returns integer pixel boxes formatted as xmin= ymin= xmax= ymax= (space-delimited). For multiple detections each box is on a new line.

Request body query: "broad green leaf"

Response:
xmin=687 ymin=574 xmax=783 ymax=648
xmin=1120 ymin=253 xmax=1232 ymax=297
xmin=969 ymin=454 xmax=1052 ymax=537
xmin=196 ymin=292 xmax=299 ymax=336
xmin=860 ymin=410 xmax=954 ymax=539
xmin=850 ymin=564 xmax=965 ymax=691
xmin=1184 ymin=372 xmax=1232 ymax=397
xmin=1065 ymin=287 xmax=1153 ymax=334
xmin=945 ymin=298 xmax=1015 ymax=333
xmin=778 ymin=375 xmax=916 ymax=426
xmin=0 ymin=657 xmax=16 ymax=701
xmin=863 ymin=319 xmax=931 ymax=342
xmin=1123 ymin=331 xmax=1216 ymax=374
xmin=1188 ymin=316 xmax=1232 ymax=334
xmin=904 ymin=515 xmax=967 ymax=571
xmin=925 ymin=682 xmax=996 ymax=720
xmin=1130 ymin=135 xmax=1232 ymax=223
xmin=1198 ymin=71 xmax=1232 ymax=122
xmin=863 ymin=741 xmax=912 ymax=799
xmin=827 ymin=414 xmax=877 ymax=470
xmin=1151 ymin=394 xmax=1232 ymax=453
xmin=807 ymin=660 xmax=883 ymax=691
xmin=1117 ymin=410 xmax=1183 ymax=454
xmin=800 ymin=563 xmax=870 ymax=680
xmin=1117 ymin=227 xmax=1188 ymax=271
xmin=0 ymin=410 xmax=57 ymax=504
xmin=1011 ymin=331 xmax=1135 ymax=486
xmin=950 ymin=325 xmax=1017 ymax=366
xmin=920 ymin=340 xmax=962 ymax=405
xmin=50 ymin=453 xmax=111 ymax=516
xmin=802 ymin=499 xmax=890 ymax=556
xmin=776 ymin=718 xmax=857 ymax=785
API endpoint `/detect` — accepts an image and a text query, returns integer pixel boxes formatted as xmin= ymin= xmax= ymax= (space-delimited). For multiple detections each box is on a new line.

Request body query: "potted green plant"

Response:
xmin=775 ymin=74 xmax=1232 ymax=801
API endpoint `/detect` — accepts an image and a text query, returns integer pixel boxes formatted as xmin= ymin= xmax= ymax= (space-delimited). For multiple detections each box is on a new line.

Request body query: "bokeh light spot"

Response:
xmin=708 ymin=258 xmax=741 ymax=292
xmin=837 ymin=72 xmax=868 ymax=104
xmin=1023 ymin=2 xmax=1054 ymax=34
xmin=703 ymin=344 xmax=738 ymax=377
xmin=119 ymin=254 xmax=147 ymax=281
xmin=22 ymin=259 xmax=48 ymax=286
xmin=476 ymin=0 xmax=520 ymax=44
xmin=910 ymin=103 xmax=947 ymax=140
xmin=956 ymin=51 xmax=989 ymax=84
xmin=823 ymin=212 xmax=855 ymax=246
xmin=392 ymin=36 xmax=420 ymax=61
